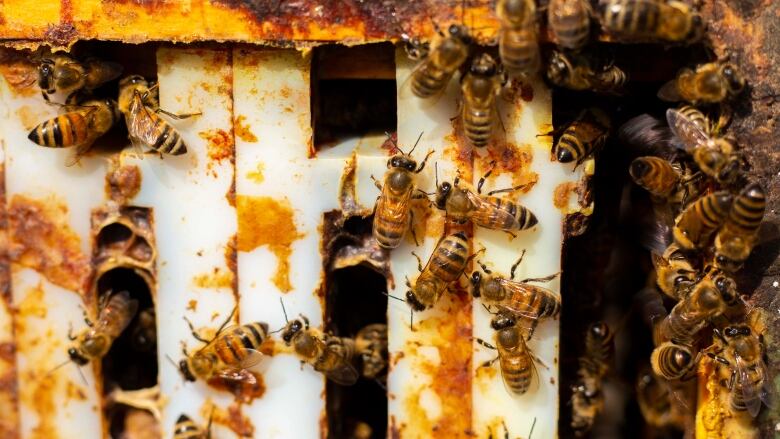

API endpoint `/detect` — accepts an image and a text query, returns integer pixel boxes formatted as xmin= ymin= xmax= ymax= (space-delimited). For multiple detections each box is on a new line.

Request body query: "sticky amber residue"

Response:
xmin=236 ymin=196 xmax=303 ymax=293
xmin=404 ymin=292 xmax=472 ymax=437
xmin=520 ymin=82 xmax=534 ymax=102
xmin=23 ymin=373 xmax=56 ymax=439
xmin=234 ymin=116 xmax=258 ymax=143
xmin=8 ymin=194 xmax=90 ymax=293
xmin=0 ymin=53 xmax=37 ymax=97
xmin=553 ymin=182 xmax=579 ymax=210
xmin=105 ymin=164 xmax=142 ymax=203
xmin=199 ymin=129 xmax=235 ymax=166
xmin=65 ymin=381 xmax=86 ymax=401
xmin=17 ymin=283 xmax=46 ymax=321
xmin=207 ymin=370 xmax=265 ymax=404
xmin=192 ymin=267 xmax=234 ymax=290
xmin=474 ymin=361 xmax=498 ymax=393
xmin=246 ymin=163 xmax=265 ymax=184
xmin=187 ymin=299 xmax=198 ymax=311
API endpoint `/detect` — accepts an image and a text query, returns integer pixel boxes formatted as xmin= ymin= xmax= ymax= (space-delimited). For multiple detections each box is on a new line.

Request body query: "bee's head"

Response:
xmin=448 ymin=24 xmax=472 ymax=44
xmin=67 ymin=347 xmax=89 ymax=366
xmin=37 ymin=59 xmax=55 ymax=93
xmin=178 ymin=359 xmax=197 ymax=382
xmin=434 ymin=181 xmax=452 ymax=210
xmin=388 ymin=155 xmax=417 ymax=172
xmin=721 ymin=63 xmax=745 ymax=95
xmin=405 ymin=290 xmax=427 ymax=312
xmin=470 ymin=53 xmax=497 ymax=77
xmin=282 ymin=318 xmax=307 ymax=344
xmin=470 ymin=271 xmax=482 ymax=297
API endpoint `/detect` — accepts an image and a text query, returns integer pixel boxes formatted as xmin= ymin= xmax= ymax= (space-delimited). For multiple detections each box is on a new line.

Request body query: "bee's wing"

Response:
xmin=657 ymin=79 xmax=683 ymax=102
xmin=238 ymin=349 xmax=266 ymax=370
xmin=126 ymin=93 xmax=162 ymax=148
xmin=666 ymin=108 xmax=710 ymax=152
xmin=398 ymin=60 xmax=454 ymax=109
xmin=735 ymin=355 xmax=761 ymax=417
xmin=495 ymin=279 xmax=555 ymax=319
xmin=758 ymin=360 xmax=775 ymax=411
xmin=464 ymin=190 xmax=520 ymax=231
xmin=322 ymin=354 xmax=360 ymax=386
xmin=65 ymin=138 xmax=97 ymax=167
xmin=94 ymin=291 xmax=139 ymax=338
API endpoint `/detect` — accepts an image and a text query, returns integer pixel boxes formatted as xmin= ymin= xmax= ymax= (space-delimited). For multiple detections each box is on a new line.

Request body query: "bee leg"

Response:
xmin=487 ymin=182 xmax=534 ymax=196
xmin=409 ymin=213 xmax=420 ymax=247
xmin=532 ymin=354 xmax=550 ymax=370
xmin=528 ymin=417 xmax=537 ymax=439
xmin=475 ymin=337 xmax=497 ymax=351
xmin=370 ymin=175 xmax=382 ymax=191
xmin=156 ymin=108 xmax=201 ymax=119
xmin=519 ymin=272 xmax=560 ymax=284
xmin=183 ymin=316 xmax=212 ymax=344
xmin=411 ymin=251 xmax=424 ymax=272
xmin=509 ymin=250 xmax=527 ymax=280
xmin=502 ymin=420 xmax=510 ymax=439
xmin=67 ymin=323 xmax=77 ymax=341
xmin=415 ymin=150 xmax=435 ymax=173
xmin=477 ymin=161 xmax=497 ymax=194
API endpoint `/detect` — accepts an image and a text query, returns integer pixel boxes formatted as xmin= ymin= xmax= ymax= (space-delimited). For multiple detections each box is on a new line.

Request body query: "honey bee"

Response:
xmin=470 ymin=250 xmax=560 ymax=338
xmin=476 ymin=313 xmax=540 ymax=396
xmin=27 ymin=99 xmax=121 ymax=165
xmin=405 ymin=24 xmax=471 ymax=99
xmin=570 ymin=322 xmax=614 ymax=436
xmin=548 ymin=107 xmax=611 ymax=165
xmin=667 ymin=108 xmax=741 ymax=184
xmin=118 ymin=74 xmax=198 ymax=156
xmin=636 ymin=370 xmax=686 ymax=428
xmin=657 ymin=268 xmax=737 ymax=345
xmin=405 ymin=232 xmax=473 ymax=311
xmin=598 ymin=0 xmax=704 ymax=43
xmin=629 ymin=157 xmax=681 ymax=199
xmin=651 ymin=244 xmax=697 ymax=300
xmin=547 ymin=0 xmax=591 ymax=50
xmin=461 ymin=53 xmax=502 ymax=148
xmin=130 ymin=308 xmax=157 ymax=353
xmin=673 ymin=191 xmax=733 ymax=250
xmin=178 ymin=309 xmax=269 ymax=383
xmin=67 ymin=290 xmax=139 ymax=365
xmin=281 ymin=314 xmax=359 ymax=386
xmin=174 ymin=414 xmax=210 ymax=439
xmin=496 ymin=0 xmax=541 ymax=78
xmin=372 ymin=133 xmax=432 ymax=249
xmin=434 ymin=166 xmax=538 ymax=234
xmin=354 ymin=323 xmax=388 ymax=380
xmin=706 ymin=313 xmax=772 ymax=417
xmin=659 ymin=62 xmax=745 ymax=104
xmin=714 ymin=182 xmax=766 ymax=273
xmin=651 ymin=341 xmax=698 ymax=380
xmin=37 ymin=53 xmax=123 ymax=103
xmin=546 ymin=50 xmax=627 ymax=94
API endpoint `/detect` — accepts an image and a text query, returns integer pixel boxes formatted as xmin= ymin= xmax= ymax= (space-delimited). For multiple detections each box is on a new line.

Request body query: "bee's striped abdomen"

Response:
xmin=173 ymin=414 xmax=205 ymax=439
xmin=501 ymin=351 xmax=533 ymax=395
xmin=213 ymin=322 xmax=268 ymax=366
xmin=463 ymin=106 xmax=493 ymax=147
xmin=28 ymin=112 xmax=90 ymax=148
xmin=499 ymin=27 xmax=540 ymax=76
xmin=428 ymin=233 xmax=470 ymax=283
xmin=727 ymin=183 xmax=765 ymax=234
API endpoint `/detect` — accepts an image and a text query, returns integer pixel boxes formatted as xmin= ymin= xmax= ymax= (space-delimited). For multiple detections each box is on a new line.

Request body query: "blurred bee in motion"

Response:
xmin=706 ymin=311 xmax=772 ymax=417
xmin=27 ymin=98 xmax=121 ymax=166
xmin=667 ymin=108 xmax=741 ymax=185
xmin=651 ymin=341 xmax=698 ymax=380
xmin=280 ymin=310 xmax=359 ymax=386
xmin=571 ymin=322 xmax=614 ymax=436
xmin=178 ymin=308 xmax=269 ymax=383
xmin=546 ymin=107 xmax=611 ymax=165
xmin=476 ymin=313 xmax=541 ymax=396
xmin=67 ymin=290 xmax=139 ymax=365
xmin=130 ymin=308 xmax=157 ymax=353
xmin=435 ymin=164 xmax=538 ymax=234
xmin=546 ymin=51 xmax=627 ymax=94
xmin=405 ymin=232 xmax=474 ymax=312
xmin=404 ymin=24 xmax=471 ymax=99
xmin=636 ymin=370 xmax=687 ymax=429
xmin=36 ymin=52 xmax=123 ymax=103
xmin=714 ymin=182 xmax=766 ymax=273
xmin=174 ymin=413 xmax=211 ymax=439
xmin=460 ymin=53 xmax=502 ymax=148
xmin=471 ymin=250 xmax=560 ymax=338
xmin=547 ymin=0 xmax=591 ymax=50
xmin=629 ymin=157 xmax=682 ymax=199
xmin=118 ymin=74 xmax=199 ymax=156
xmin=598 ymin=0 xmax=704 ymax=43
xmin=659 ymin=62 xmax=745 ymax=104
xmin=355 ymin=323 xmax=388 ymax=381
xmin=496 ymin=0 xmax=541 ymax=78
xmin=372 ymin=132 xmax=432 ymax=249
xmin=673 ymin=191 xmax=733 ymax=250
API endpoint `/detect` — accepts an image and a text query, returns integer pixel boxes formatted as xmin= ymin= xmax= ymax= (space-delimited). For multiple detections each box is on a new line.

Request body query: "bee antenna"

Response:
xmin=529 ymin=417 xmax=537 ymax=439
xmin=47 ymin=358 xmax=72 ymax=377
xmin=381 ymin=291 xmax=405 ymax=303
xmin=434 ymin=162 xmax=439 ymax=188
xmin=410 ymin=309 xmax=415 ymax=332
xmin=75 ymin=364 xmax=88 ymax=386
xmin=279 ymin=297 xmax=289 ymax=323
xmin=409 ymin=131 xmax=424 ymax=155
xmin=385 ymin=131 xmax=404 ymax=155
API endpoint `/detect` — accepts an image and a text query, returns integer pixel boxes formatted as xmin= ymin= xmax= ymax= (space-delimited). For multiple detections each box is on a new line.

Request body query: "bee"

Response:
xmin=174 ymin=414 xmax=210 ymax=439
xmin=706 ymin=313 xmax=771 ymax=417
xmin=547 ymin=0 xmax=591 ymax=50
xmin=598 ymin=0 xmax=704 ymax=43
xmin=476 ymin=313 xmax=540 ymax=396
xmin=178 ymin=309 xmax=269 ymax=383
xmin=714 ymin=182 xmax=766 ymax=273
xmin=434 ymin=166 xmax=538 ymax=234
xmin=37 ymin=53 xmax=123 ymax=102
xmin=659 ymin=62 xmax=745 ymax=104
xmin=673 ymin=191 xmax=733 ymax=250
xmin=405 ymin=24 xmax=471 ymax=99
xmin=280 ymin=314 xmax=359 ymax=386
xmin=470 ymin=250 xmax=560 ymax=338
xmin=629 ymin=157 xmax=681 ymax=199
xmin=657 ymin=268 xmax=737 ymax=345
xmin=67 ymin=290 xmax=139 ymax=365
xmin=372 ymin=133 xmax=432 ymax=249
xmin=27 ymin=99 xmax=121 ymax=165
xmin=130 ymin=308 xmax=157 ymax=353
xmin=570 ymin=322 xmax=614 ymax=436
xmin=355 ymin=323 xmax=388 ymax=380
xmin=405 ymin=232 xmax=473 ymax=312
xmin=651 ymin=244 xmax=697 ymax=300
xmin=549 ymin=107 xmax=611 ymax=165
xmin=667 ymin=108 xmax=741 ymax=184
xmin=461 ymin=53 xmax=502 ymax=148
xmin=651 ymin=341 xmax=698 ymax=380
xmin=546 ymin=50 xmax=627 ymax=94
xmin=118 ymin=75 xmax=198 ymax=156
xmin=496 ymin=0 xmax=541 ymax=78
xmin=636 ymin=370 xmax=686 ymax=428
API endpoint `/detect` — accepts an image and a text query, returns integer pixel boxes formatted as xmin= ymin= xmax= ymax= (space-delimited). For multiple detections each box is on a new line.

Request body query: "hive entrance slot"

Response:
xmin=311 ymin=42 xmax=397 ymax=151
xmin=322 ymin=211 xmax=389 ymax=439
